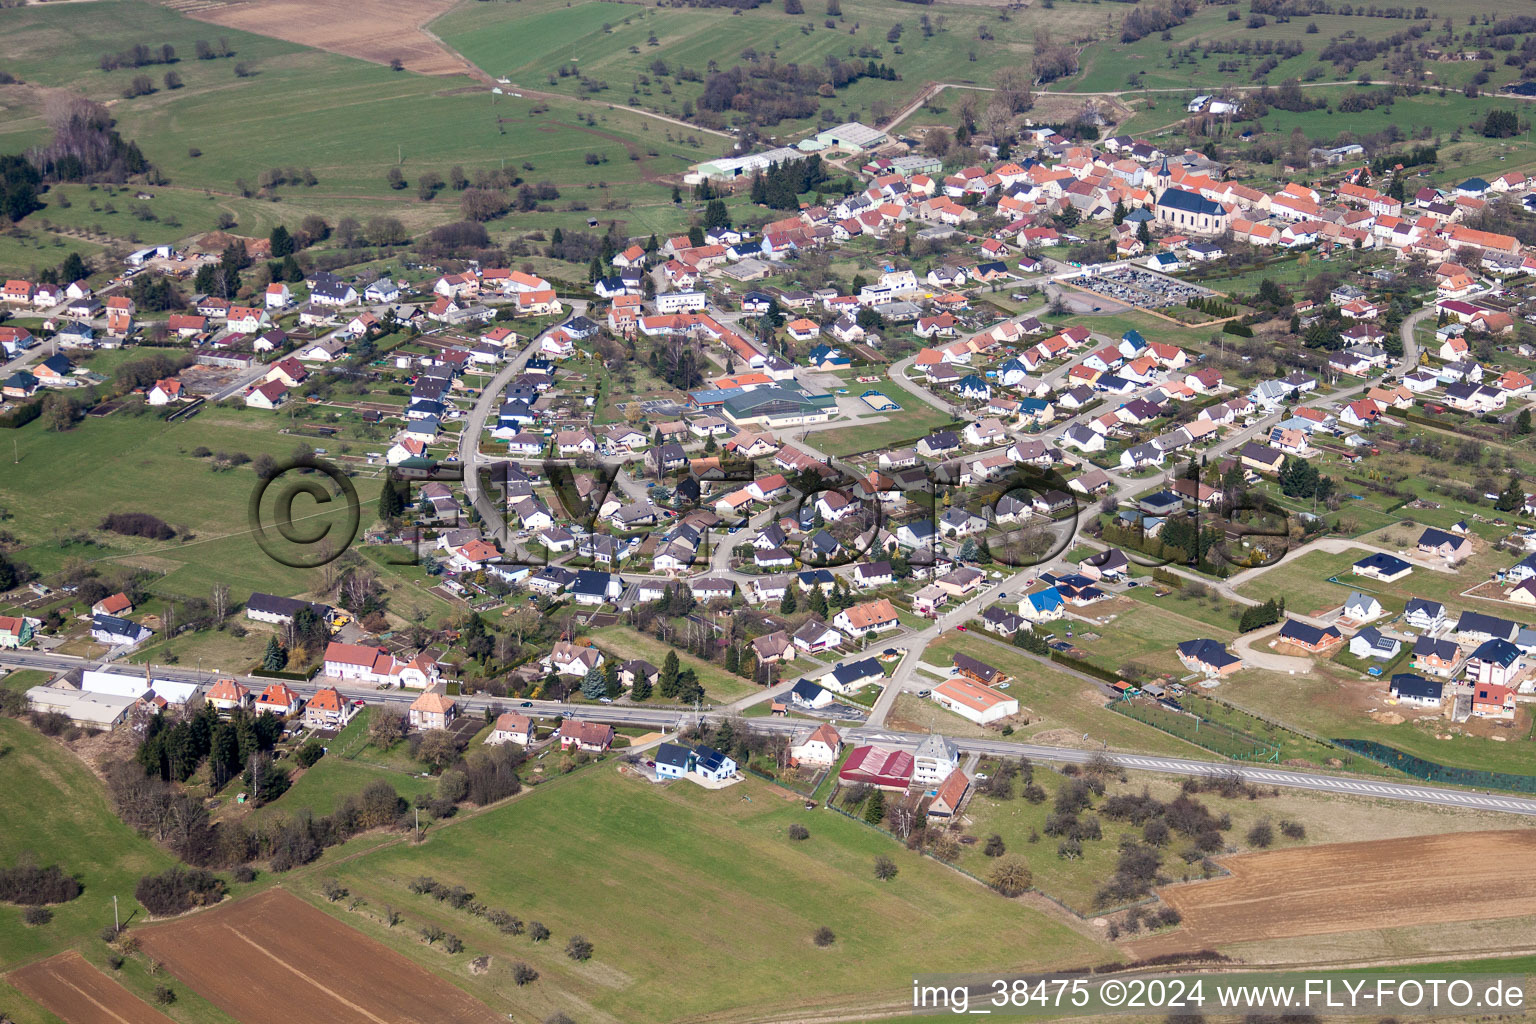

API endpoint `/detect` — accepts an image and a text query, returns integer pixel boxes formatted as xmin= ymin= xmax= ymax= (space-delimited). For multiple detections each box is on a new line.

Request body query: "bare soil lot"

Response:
xmin=1129 ymin=829 xmax=1536 ymax=958
xmin=9 ymin=951 xmax=176 ymax=1024
xmin=175 ymin=0 xmax=474 ymax=76
xmin=135 ymin=888 xmax=503 ymax=1024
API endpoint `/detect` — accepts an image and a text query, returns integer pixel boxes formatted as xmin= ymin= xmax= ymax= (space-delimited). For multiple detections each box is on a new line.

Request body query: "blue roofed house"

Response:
xmin=896 ymin=518 xmax=939 ymax=551
xmin=1412 ymin=635 xmax=1460 ymax=676
xmin=1465 ymin=637 xmax=1522 ymax=688
xmin=1416 ymin=527 xmax=1472 ymax=563
xmin=955 ymin=374 xmax=991 ymax=402
xmin=820 ymin=657 xmax=883 ymax=694
xmin=1455 ymin=177 xmax=1490 ymax=198
xmin=1389 ymin=673 xmax=1444 ymax=708
xmin=1454 ymin=610 xmax=1519 ymax=645
xmin=92 ymin=613 xmax=152 ymax=649
xmin=655 ymin=742 xmax=694 ymax=779
xmin=1277 ymin=618 xmax=1343 ymax=652
xmin=1351 ymin=551 xmax=1413 ymax=582
xmin=806 ymin=344 xmax=850 ymax=370
xmin=1348 ymin=626 xmax=1400 ymax=660
xmin=1018 ymin=586 xmax=1064 ymax=622
xmin=570 ymin=569 xmax=624 ymax=606
xmin=997 ymin=357 xmax=1031 ymax=387
xmin=1176 ymin=638 xmax=1243 ymax=676
xmin=1403 ymin=598 xmax=1446 ymax=633
xmin=1507 ymin=551 xmax=1536 ymax=583
xmin=692 ymin=745 xmax=738 ymax=782
xmin=788 ymin=678 xmax=835 ymax=708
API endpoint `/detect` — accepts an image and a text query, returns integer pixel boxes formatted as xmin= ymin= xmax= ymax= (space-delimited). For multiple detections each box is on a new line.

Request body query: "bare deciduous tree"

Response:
xmin=369 ymin=705 xmax=407 ymax=747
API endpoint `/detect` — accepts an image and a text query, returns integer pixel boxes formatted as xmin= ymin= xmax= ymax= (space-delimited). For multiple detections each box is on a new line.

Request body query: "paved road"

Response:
xmin=9 ymin=648 xmax=1536 ymax=816
xmin=457 ymin=302 xmax=587 ymax=544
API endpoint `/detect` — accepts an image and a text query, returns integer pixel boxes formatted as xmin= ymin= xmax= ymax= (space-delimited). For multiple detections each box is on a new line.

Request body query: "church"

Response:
xmin=1151 ymin=158 xmax=1230 ymax=235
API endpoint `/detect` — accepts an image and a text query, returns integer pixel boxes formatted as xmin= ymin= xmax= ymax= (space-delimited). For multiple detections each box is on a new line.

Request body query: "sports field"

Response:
xmin=318 ymin=768 xmax=1108 ymax=1022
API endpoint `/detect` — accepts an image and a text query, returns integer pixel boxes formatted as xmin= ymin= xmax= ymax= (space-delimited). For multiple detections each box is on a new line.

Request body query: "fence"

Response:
xmin=744 ymin=766 xmax=819 ymax=798
xmin=1111 ymin=701 xmax=1279 ymax=763
xmin=1048 ymin=650 xmax=1119 ymax=683
xmin=1332 ymin=738 xmax=1536 ymax=794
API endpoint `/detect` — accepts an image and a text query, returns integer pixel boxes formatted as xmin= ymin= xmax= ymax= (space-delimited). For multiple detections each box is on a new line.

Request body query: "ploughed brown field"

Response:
xmin=1129 ymin=829 xmax=1536 ymax=957
xmin=179 ymin=0 xmax=475 ymax=76
xmin=134 ymin=888 xmax=503 ymax=1024
xmin=10 ymin=951 xmax=177 ymax=1024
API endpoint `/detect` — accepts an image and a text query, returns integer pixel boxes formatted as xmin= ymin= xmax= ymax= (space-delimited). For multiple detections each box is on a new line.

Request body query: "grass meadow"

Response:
xmin=315 ymin=766 xmax=1109 ymax=1023
xmin=0 ymin=0 xmax=717 ymax=273
xmin=587 ymin=624 xmax=757 ymax=704
xmin=0 ymin=718 xmax=176 ymax=967
xmin=0 ymin=403 xmax=458 ymax=631
xmin=431 ymin=0 xmax=1108 ymax=139
xmin=1070 ymin=0 xmax=1536 ymax=94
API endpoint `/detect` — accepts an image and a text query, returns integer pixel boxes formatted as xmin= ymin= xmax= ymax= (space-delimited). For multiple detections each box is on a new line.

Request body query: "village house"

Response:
xmin=408 ymin=687 xmax=459 ymax=730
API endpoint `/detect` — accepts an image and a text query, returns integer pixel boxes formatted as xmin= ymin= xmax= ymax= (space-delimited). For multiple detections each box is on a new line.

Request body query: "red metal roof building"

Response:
xmin=838 ymin=745 xmax=914 ymax=792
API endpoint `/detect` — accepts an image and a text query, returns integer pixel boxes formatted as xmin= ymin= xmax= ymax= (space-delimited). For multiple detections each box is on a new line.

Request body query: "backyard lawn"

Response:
xmin=587 ymin=624 xmax=758 ymax=704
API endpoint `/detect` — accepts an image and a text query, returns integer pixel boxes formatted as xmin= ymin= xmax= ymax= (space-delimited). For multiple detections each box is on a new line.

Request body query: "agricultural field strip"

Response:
xmin=8 ymin=951 xmax=177 ymax=1024
xmin=1130 ymin=830 xmax=1536 ymax=956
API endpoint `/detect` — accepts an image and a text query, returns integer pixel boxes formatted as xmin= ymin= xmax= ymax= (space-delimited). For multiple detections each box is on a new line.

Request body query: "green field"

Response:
xmin=809 ymin=376 xmax=958 ymax=457
xmin=0 ymin=403 xmax=457 ymax=620
xmin=0 ymin=718 xmax=176 ymax=966
xmin=431 ymin=0 xmax=1106 ymax=138
xmin=1031 ymin=597 xmax=1236 ymax=678
xmin=1069 ymin=0 xmax=1536 ymax=95
xmin=0 ymin=0 xmax=718 ymax=273
xmin=1218 ymin=664 xmax=1536 ymax=775
xmin=1234 ymin=544 xmax=1499 ymax=619
xmin=317 ymin=767 xmax=1109 ymax=1022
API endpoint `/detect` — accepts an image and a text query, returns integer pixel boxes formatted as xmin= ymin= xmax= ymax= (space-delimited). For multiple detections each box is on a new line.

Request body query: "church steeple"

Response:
xmin=1154 ymin=155 xmax=1172 ymax=193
